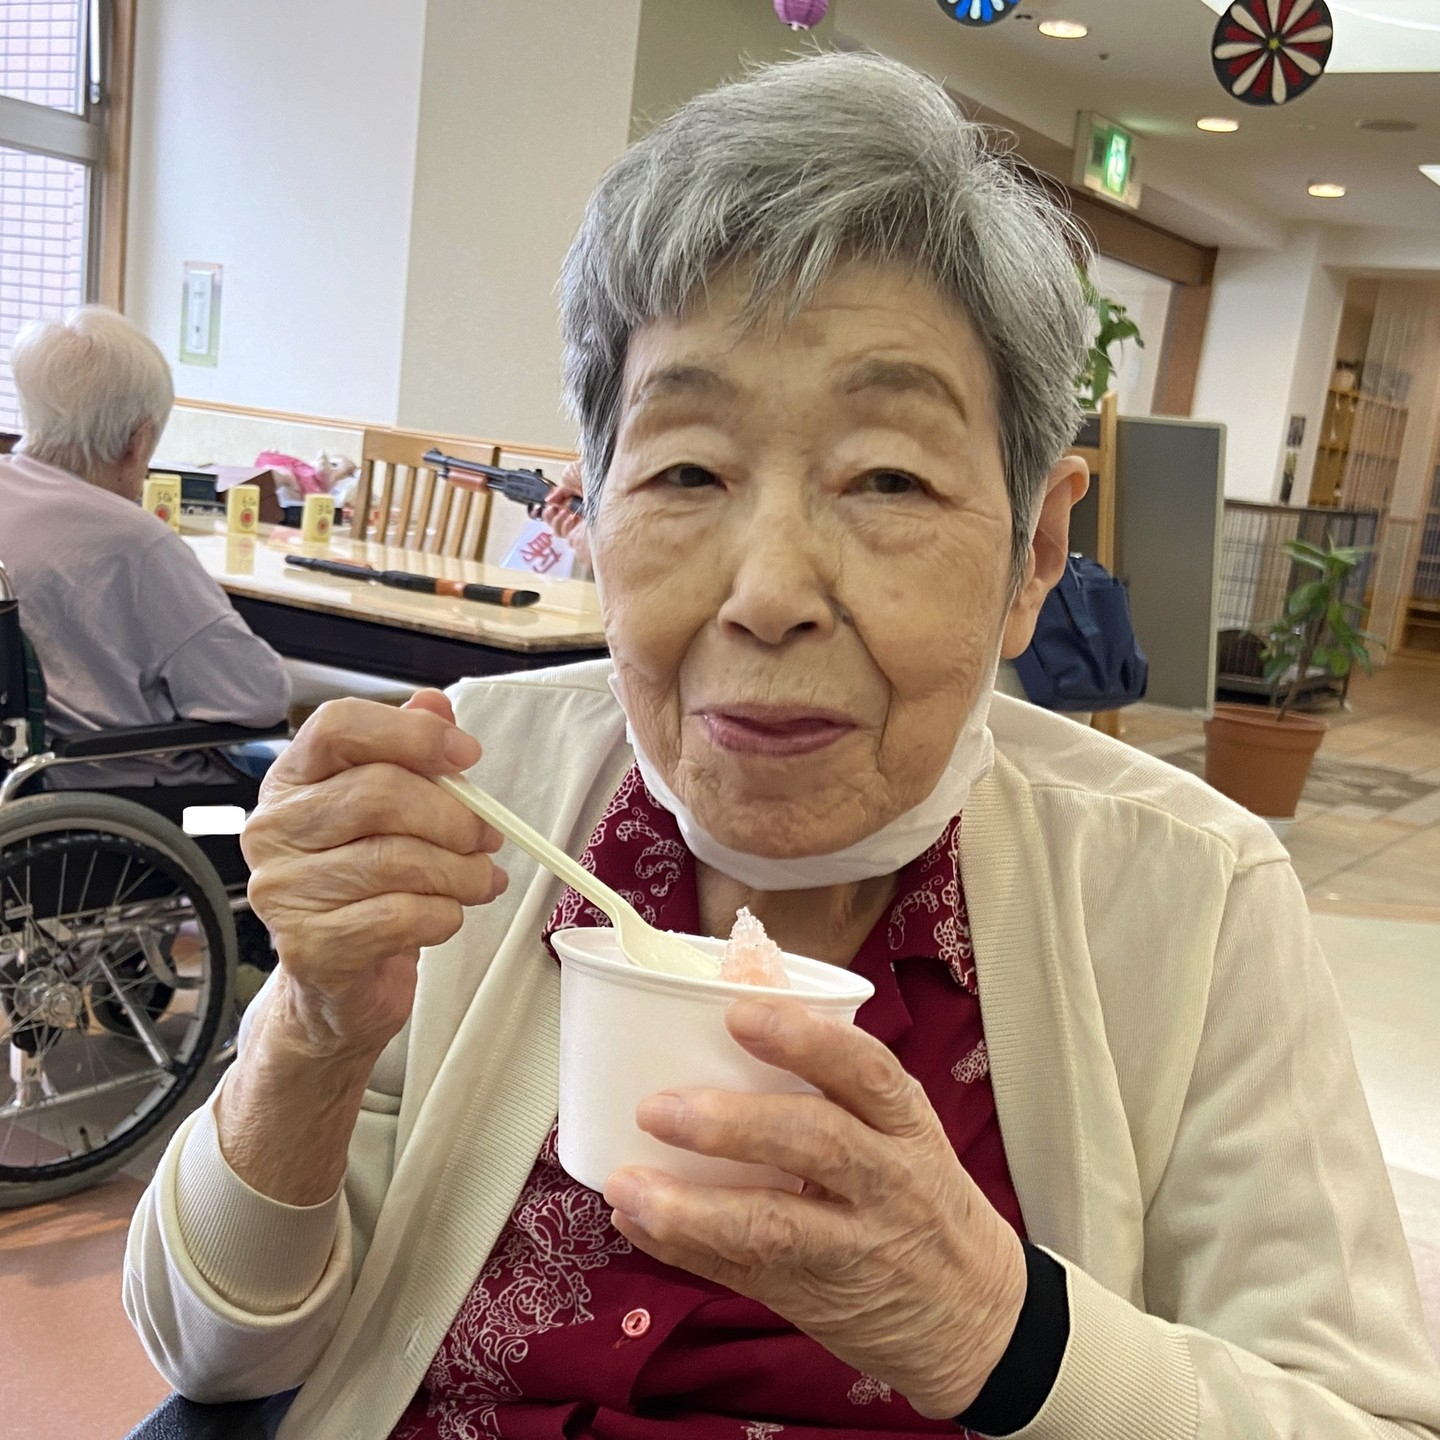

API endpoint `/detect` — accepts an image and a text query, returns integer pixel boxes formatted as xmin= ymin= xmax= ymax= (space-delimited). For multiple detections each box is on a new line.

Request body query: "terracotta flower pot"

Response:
xmin=1203 ymin=703 xmax=1326 ymax=820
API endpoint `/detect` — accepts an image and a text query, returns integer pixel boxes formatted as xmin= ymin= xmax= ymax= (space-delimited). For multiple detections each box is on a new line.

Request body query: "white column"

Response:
xmin=1192 ymin=227 xmax=1341 ymax=503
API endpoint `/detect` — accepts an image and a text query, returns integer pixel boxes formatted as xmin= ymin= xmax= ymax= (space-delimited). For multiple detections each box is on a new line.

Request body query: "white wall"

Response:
xmin=1282 ymin=259 xmax=1345 ymax=505
xmin=1192 ymin=229 xmax=1332 ymax=502
xmin=394 ymin=0 xmax=644 ymax=447
xmin=1323 ymin=225 xmax=1440 ymax=274
xmin=630 ymin=0 xmax=835 ymax=140
xmin=126 ymin=0 xmax=426 ymax=422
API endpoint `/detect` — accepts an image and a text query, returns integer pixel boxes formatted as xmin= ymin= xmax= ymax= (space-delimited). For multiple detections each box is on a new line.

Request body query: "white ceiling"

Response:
xmin=835 ymin=0 xmax=1440 ymax=249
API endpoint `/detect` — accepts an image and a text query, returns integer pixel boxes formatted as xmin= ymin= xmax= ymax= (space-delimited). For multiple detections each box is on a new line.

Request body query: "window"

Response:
xmin=0 ymin=0 xmax=106 ymax=433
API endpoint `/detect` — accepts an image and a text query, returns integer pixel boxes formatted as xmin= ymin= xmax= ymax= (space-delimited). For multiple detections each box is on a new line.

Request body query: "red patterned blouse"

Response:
xmin=392 ymin=767 xmax=1024 ymax=1440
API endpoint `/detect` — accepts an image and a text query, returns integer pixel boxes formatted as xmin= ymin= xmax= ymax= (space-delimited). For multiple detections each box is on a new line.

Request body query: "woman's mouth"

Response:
xmin=697 ymin=706 xmax=857 ymax=758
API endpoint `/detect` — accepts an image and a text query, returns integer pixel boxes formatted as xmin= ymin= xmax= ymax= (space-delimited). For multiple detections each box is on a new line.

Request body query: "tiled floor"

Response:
xmin=1122 ymin=655 xmax=1440 ymax=911
xmin=3 ymin=657 xmax=1438 ymax=1440
xmin=1313 ymin=912 xmax=1440 ymax=1360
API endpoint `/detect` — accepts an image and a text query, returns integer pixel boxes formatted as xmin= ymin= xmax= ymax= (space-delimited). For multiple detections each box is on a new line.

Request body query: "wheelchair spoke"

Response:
xmin=108 ymin=854 xmax=133 ymax=910
xmin=1 ymin=1063 xmax=169 ymax=1118
xmin=76 ymin=848 xmax=97 ymax=919
xmin=88 ymin=952 xmax=172 ymax=1070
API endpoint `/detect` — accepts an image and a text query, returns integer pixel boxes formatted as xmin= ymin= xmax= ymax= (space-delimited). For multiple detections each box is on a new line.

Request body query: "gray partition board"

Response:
xmin=1068 ymin=415 xmax=1225 ymax=714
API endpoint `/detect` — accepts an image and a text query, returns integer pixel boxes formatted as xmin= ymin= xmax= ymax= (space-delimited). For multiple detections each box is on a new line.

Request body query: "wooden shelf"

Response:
xmin=1308 ymin=386 xmax=1409 ymax=508
xmin=1328 ymin=385 xmax=1408 ymax=412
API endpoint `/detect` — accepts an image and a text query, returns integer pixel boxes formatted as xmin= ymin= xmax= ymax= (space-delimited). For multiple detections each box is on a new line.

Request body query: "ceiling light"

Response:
xmin=1037 ymin=19 xmax=1088 ymax=38
xmin=1308 ymin=182 xmax=1348 ymax=198
xmin=1196 ymin=116 xmax=1240 ymax=133
xmin=1422 ymin=165 xmax=1440 ymax=186
xmin=1356 ymin=117 xmax=1418 ymax=132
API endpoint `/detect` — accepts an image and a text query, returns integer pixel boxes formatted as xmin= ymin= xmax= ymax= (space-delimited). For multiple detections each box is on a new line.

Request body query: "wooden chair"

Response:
xmin=350 ymin=430 xmax=499 ymax=560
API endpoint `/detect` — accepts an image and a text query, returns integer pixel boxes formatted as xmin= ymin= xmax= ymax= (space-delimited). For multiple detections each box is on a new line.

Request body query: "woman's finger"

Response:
xmin=247 ymin=762 xmax=501 ymax=859
xmin=603 ymin=1167 xmax=851 ymax=1283
xmin=250 ymin=835 xmax=506 ymax=916
xmin=266 ymin=891 xmax=472 ymax=983
xmin=403 ymin=689 xmax=456 ymax=723
xmin=269 ymin=695 xmax=481 ymax=788
xmin=725 ymin=998 xmax=935 ymax=1140
xmin=633 ymin=1087 xmax=893 ymax=1204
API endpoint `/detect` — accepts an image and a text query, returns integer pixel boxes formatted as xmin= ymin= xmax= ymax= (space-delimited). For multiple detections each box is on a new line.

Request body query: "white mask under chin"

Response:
xmin=608 ymin=666 xmax=997 ymax=891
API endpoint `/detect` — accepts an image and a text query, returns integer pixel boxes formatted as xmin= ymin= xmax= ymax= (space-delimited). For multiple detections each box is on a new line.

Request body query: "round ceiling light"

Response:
xmin=1308 ymin=181 xmax=1347 ymax=198
xmin=1196 ymin=116 xmax=1240 ymax=133
xmin=1037 ymin=19 xmax=1088 ymax=38
xmin=1356 ymin=118 xmax=1418 ymax=134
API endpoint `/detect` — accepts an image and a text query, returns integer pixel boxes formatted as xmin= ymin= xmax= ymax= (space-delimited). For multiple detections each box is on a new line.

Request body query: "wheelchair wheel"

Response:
xmin=0 ymin=793 xmax=235 ymax=1207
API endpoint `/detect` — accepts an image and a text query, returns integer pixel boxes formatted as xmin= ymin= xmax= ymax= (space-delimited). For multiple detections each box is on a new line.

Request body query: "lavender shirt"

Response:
xmin=0 ymin=452 xmax=289 ymax=786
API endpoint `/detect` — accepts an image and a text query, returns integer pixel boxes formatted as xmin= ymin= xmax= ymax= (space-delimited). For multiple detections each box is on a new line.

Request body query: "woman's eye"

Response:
xmin=861 ymin=470 xmax=924 ymax=497
xmin=655 ymin=464 xmax=719 ymax=490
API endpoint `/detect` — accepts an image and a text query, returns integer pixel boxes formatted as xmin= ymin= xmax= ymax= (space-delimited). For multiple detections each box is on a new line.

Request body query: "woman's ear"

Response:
xmin=1000 ymin=455 xmax=1090 ymax=660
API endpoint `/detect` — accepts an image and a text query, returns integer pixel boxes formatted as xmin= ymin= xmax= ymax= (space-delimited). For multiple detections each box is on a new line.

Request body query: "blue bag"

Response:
xmin=1012 ymin=555 xmax=1148 ymax=712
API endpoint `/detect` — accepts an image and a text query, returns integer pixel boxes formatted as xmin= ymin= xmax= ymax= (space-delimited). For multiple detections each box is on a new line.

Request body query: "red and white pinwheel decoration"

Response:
xmin=1211 ymin=0 xmax=1334 ymax=107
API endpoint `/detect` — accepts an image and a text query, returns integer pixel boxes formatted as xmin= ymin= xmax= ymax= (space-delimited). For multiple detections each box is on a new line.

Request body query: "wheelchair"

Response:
xmin=0 ymin=561 xmax=286 ymax=1208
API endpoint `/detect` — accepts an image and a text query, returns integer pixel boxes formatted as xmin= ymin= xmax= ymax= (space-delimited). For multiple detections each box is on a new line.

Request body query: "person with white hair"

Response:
xmin=0 ymin=305 xmax=290 ymax=787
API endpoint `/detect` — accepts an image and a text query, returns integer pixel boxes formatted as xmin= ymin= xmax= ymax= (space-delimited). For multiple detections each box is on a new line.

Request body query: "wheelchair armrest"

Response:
xmin=48 ymin=720 xmax=288 ymax=762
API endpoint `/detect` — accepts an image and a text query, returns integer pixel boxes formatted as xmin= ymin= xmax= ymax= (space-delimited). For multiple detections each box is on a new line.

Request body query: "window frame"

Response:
xmin=0 ymin=0 xmax=135 ymax=310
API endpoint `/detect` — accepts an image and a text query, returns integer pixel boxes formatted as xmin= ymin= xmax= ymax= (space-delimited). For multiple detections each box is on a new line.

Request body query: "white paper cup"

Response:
xmin=551 ymin=926 xmax=875 ymax=1194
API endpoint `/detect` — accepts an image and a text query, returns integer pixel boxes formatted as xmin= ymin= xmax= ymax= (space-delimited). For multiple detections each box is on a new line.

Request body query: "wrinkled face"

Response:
xmin=591 ymin=263 xmax=1022 ymax=858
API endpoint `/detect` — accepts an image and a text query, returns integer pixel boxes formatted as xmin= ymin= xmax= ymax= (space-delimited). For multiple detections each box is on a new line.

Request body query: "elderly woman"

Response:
xmin=0 ymin=305 xmax=290 ymax=785
xmin=125 ymin=54 xmax=1440 ymax=1440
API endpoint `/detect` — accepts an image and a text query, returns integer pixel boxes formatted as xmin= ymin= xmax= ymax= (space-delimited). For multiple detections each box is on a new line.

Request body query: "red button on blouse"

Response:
xmin=393 ymin=766 xmax=1022 ymax=1440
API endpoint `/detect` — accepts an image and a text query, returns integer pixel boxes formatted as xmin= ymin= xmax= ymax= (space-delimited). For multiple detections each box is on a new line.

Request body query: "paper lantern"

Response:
xmin=1211 ymin=0 xmax=1333 ymax=107
xmin=773 ymin=0 xmax=828 ymax=30
xmin=936 ymin=0 xmax=1017 ymax=26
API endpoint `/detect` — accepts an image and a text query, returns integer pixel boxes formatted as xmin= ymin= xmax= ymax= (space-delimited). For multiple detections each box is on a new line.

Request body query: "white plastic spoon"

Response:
xmin=435 ymin=773 xmax=719 ymax=979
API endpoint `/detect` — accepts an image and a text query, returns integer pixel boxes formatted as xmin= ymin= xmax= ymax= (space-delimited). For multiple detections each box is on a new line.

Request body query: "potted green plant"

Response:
xmin=1077 ymin=270 xmax=1143 ymax=411
xmin=1204 ymin=537 xmax=1379 ymax=819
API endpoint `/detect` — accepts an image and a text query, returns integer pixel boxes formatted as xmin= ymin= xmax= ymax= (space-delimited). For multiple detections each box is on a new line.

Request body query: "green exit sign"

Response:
xmin=1073 ymin=112 xmax=1142 ymax=210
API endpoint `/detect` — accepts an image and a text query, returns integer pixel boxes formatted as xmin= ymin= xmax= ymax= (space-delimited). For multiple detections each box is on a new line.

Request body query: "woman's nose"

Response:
xmin=716 ymin=520 xmax=838 ymax=647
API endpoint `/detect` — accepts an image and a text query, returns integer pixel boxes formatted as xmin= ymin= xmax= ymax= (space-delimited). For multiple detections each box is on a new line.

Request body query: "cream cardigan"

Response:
xmin=125 ymin=661 xmax=1440 ymax=1439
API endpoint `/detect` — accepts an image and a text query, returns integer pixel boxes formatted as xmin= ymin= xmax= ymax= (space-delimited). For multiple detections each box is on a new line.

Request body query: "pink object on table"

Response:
xmin=254 ymin=450 xmax=325 ymax=495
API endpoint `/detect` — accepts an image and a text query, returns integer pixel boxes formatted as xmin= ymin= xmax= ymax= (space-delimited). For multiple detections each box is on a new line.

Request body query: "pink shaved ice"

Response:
xmin=718 ymin=907 xmax=791 ymax=988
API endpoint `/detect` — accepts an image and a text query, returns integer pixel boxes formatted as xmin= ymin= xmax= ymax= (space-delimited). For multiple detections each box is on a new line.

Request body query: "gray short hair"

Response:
xmin=12 ymin=305 xmax=174 ymax=479
xmin=561 ymin=52 xmax=1091 ymax=582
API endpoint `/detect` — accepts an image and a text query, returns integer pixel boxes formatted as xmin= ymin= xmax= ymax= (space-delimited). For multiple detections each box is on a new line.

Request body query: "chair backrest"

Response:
xmin=350 ymin=430 xmax=500 ymax=560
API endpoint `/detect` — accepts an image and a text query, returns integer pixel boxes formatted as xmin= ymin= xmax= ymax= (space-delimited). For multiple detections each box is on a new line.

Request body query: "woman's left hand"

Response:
xmin=541 ymin=460 xmax=589 ymax=564
xmin=603 ymin=997 xmax=1028 ymax=1420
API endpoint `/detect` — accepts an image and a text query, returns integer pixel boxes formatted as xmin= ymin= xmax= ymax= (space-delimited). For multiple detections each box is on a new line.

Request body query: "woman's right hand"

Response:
xmin=241 ymin=689 xmax=507 ymax=1063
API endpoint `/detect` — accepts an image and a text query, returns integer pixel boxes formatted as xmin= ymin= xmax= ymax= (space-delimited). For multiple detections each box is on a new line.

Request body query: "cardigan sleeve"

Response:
xmin=122 ymin=983 xmax=405 ymax=1403
xmin=1002 ymin=857 xmax=1440 ymax=1440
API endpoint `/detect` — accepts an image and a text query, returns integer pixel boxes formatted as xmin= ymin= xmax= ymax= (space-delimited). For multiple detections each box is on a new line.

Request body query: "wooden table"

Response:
xmin=182 ymin=523 xmax=607 ymax=686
